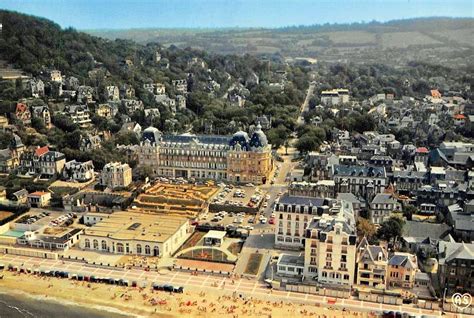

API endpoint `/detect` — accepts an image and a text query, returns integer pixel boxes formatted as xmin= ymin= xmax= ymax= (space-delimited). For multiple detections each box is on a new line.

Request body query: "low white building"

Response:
xmin=79 ymin=212 xmax=190 ymax=257
xmin=276 ymin=254 xmax=305 ymax=277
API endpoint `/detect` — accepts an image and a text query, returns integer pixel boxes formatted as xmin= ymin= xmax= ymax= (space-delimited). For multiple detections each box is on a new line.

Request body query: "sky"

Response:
xmin=0 ymin=0 xmax=472 ymax=30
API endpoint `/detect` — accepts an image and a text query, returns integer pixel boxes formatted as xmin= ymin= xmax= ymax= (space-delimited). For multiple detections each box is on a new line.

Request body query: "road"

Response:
xmin=297 ymin=82 xmax=316 ymax=125
xmin=0 ymin=254 xmax=463 ymax=317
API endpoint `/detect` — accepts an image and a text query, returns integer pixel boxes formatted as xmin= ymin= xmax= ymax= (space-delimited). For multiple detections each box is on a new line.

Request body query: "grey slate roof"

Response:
xmin=332 ymin=165 xmax=386 ymax=178
xmin=278 ymin=194 xmax=325 ymax=207
xmin=278 ymin=254 xmax=305 ymax=267
xmin=438 ymin=241 xmax=474 ymax=264
xmin=371 ymin=193 xmax=397 ymax=204
xmin=162 ymin=134 xmax=231 ymax=145
xmin=388 ymin=254 xmax=417 ymax=269
xmin=402 ymin=221 xmax=451 ymax=240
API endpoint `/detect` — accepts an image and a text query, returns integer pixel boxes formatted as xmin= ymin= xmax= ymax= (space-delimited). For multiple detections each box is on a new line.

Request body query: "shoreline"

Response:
xmin=0 ymin=289 xmax=140 ymax=318
xmin=0 ymin=270 xmax=372 ymax=317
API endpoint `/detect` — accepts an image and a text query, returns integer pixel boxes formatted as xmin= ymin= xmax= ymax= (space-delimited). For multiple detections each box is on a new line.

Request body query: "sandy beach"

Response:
xmin=0 ymin=270 xmax=376 ymax=317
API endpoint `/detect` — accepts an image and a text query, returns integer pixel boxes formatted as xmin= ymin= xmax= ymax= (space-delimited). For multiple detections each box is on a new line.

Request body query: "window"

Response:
xmin=322 ymin=272 xmax=327 ymax=278
xmin=145 ymin=245 xmax=151 ymax=255
xmin=85 ymin=239 xmax=90 ymax=248
xmin=277 ymin=236 xmax=284 ymax=242
xmin=101 ymin=240 xmax=107 ymax=250
xmin=137 ymin=244 xmax=142 ymax=254
xmin=405 ymin=275 xmax=410 ymax=281
xmin=93 ymin=239 xmax=98 ymax=249
xmin=117 ymin=243 xmax=124 ymax=253
xmin=344 ymin=274 xmax=349 ymax=280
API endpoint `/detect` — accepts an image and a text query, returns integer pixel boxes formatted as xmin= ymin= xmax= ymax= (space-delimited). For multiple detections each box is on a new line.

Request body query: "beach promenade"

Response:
xmin=0 ymin=253 xmax=465 ymax=317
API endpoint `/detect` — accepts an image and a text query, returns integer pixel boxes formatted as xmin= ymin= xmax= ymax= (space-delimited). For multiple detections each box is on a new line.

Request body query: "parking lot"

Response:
xmin=211 ymin=184 xmax=266 ymax=210
xmin=199 ymin=204 xmax=276 ymax=230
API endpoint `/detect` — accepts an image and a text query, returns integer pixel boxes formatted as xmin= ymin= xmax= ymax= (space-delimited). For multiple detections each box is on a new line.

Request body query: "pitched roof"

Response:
xmin=439 ymin=241 xmax=474 ymax=264
xmin=35 ymin=146 xmax=49 ymax=157
xmin=371 ymin=193 xmax=397 ymax=204
xmin=388 ymin=253 xmax=417 ymax=269
xmin=402 ymin=221 xmax=451 ymax=240
xmin=416 ymin=147 xmax=429 ymax=153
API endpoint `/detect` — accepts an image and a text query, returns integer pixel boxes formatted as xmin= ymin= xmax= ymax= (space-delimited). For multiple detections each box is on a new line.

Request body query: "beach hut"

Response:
xmin=131 ymin=281 xmax=137 ymax=287
xmin=70 ymin=274 xmax=78 ymax=280
xmin=123 ymin=280 xmax=129 ymax=287
xmin=78 ymin=274 xmax=84 ymax=281
xmin=0 ymin=263 xmax=4 ymax=270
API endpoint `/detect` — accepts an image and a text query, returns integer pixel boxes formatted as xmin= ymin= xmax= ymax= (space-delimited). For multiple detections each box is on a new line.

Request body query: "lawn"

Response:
xmin=244 ymin=253 xmax=263 ymax=276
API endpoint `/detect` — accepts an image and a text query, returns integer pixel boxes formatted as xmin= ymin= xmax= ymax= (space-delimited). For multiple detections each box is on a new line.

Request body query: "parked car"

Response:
xmin=260 ymin=217 xmax=267 ymax=224
xmin=268 ymin=217 xmax=275 ymax=225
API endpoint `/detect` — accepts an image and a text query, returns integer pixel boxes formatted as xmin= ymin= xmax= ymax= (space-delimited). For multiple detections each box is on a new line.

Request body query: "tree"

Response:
xmin=135 ymin=165 xmax=154 ymax=181
xmin=295 ymin=135 xmax=319 ymax=154
xmin=357 ymin=218 xmax=377 ymax=240
xmin=402 ymin=204 xmax=417 ymax=221
xmin=377 ymin=217 xmax=405 ymax=242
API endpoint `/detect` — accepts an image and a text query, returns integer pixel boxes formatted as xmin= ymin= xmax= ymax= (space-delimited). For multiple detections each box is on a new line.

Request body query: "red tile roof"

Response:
xmin=28 ymin=191 xmax=50 ymax=196
xmin=416 ymin=147 xmax=429 ymax=153
xmin=16 ymin=103 xmax=28 ymax=112
xmin=430 ymin=89 xmax=441 ymax=98
xmin=35 ymin=146 xmax=49 ymax=157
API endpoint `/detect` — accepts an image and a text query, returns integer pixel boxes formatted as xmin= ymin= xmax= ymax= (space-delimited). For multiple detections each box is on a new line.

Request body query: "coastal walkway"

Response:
xmin=0 ymin=253 xmax=467 ymax=317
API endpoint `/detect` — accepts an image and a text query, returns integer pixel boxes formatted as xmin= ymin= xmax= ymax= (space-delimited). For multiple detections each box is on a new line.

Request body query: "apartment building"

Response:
xmin=20 ymin=146 xmax=66 ymax=178
xmin=369 ymin=193 xmax=402 ymax=224
xmin=63 ymin=105 xmax=92 ymax=128
xmin=321 ymin=88 xmax=349 ymax=106
xmin=331 ymin=165 xmax=387 ymax=200
xmin=274 ymin=194 xmax=330 ymax=249
xmin=386 ymin=253 xmax=419 ymax=289
xmin=356 ymin=237 xmax=388 ymax=288
xmin=438 ymin=241 xmax=474 ymax=296
xmin=100 ymin=162 xmax=132 ymax=190
xmin=303 ymin=202 xmax=357 ymax=286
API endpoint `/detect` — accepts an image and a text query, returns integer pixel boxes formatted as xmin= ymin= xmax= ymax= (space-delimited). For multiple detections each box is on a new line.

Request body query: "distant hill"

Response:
xmin=87 ymin=17 xmax=474 ymax=67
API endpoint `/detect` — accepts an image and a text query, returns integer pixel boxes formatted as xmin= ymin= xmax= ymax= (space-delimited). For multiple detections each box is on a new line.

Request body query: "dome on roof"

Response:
xmin=249 ymin=123 xmax=268 ymax=148
xmin=229 ymin=130 xmax=249 ymax=150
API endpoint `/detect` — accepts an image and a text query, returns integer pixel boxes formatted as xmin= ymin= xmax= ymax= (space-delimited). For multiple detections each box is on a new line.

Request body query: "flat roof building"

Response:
xmin=79 ymin=211 xmax=190 ymax=257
